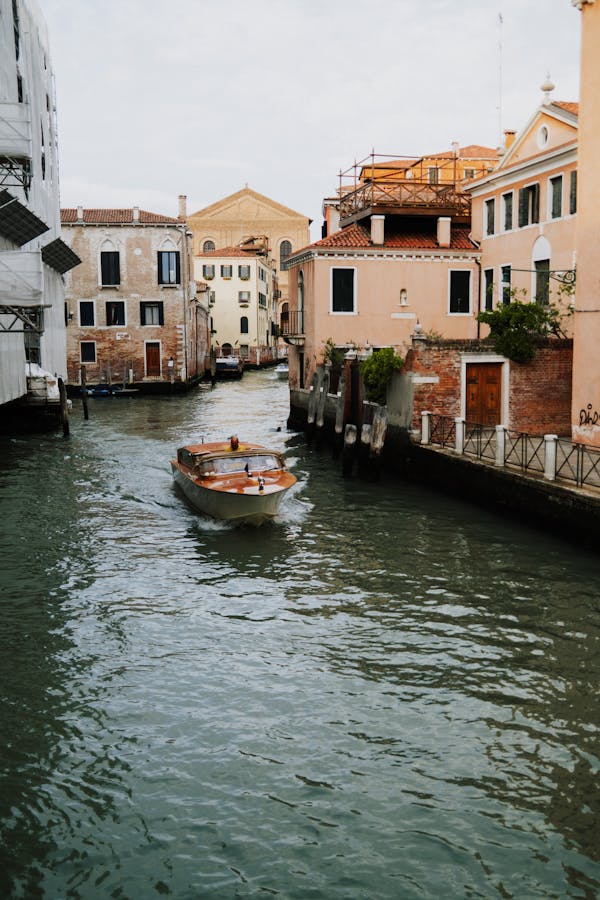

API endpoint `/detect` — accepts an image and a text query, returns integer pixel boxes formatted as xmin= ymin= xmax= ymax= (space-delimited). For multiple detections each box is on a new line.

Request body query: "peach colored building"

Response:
xmin=468 ymin=91 xmax=578 ymax=319
xmin=284 ymin=214 xmax=481 ymax=390
xmin=571 ymin=0 xmax=600 ymax=446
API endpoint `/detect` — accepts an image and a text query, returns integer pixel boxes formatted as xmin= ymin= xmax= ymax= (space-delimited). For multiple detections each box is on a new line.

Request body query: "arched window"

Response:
xmin=280 ymin=240 xmax=292 ymax=268
xmin=203 ymin=239 xmax=215 ymax=253
xmin=240 ymin=316 xmax=249 ymax=334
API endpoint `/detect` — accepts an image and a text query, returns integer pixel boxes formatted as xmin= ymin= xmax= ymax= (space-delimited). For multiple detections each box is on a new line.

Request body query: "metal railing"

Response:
xmin=280 ymin=308 xmax=303 ymax=336
xmin=422 ymin=412 xmax=600 ymax=490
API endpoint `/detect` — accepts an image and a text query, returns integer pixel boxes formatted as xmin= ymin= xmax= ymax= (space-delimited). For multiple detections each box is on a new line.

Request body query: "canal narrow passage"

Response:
xmin=1 ymin=370 xmax=599 ymax=899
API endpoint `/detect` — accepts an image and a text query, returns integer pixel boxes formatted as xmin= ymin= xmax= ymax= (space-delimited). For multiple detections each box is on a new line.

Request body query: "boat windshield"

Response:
xmin=198 ymin=454 xmax=282 ymax=475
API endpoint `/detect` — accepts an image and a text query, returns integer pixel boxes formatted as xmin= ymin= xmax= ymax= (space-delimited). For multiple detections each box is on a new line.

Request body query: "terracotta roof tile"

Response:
xmin=552 ymin=100 xmax=579 ymax=116
xmin=197 ymin=245 xmax=266 ymax=258
xmin=61 ymin=208 xmax=181 ymax=225
xmin=306 ymin=222 xmax=477 ymax=252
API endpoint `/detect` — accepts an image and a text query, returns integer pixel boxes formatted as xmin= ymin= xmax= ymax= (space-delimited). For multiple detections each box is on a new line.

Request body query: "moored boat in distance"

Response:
xmin=170 ymin=436 xmax=296 ymax=525
xmin=215 ymin=356 xmax=244 ymax=379
xmin=274 ymin=361 xmax=289 ymax=379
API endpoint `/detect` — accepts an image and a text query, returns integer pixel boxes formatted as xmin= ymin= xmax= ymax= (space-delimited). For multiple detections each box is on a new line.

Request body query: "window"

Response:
xmin=238 ymin=291 xmax=251 ymax=304
xmin=258 ymin=292 xmax=267 ymax=308
xmin=238 ymin=265 xmax=250 ymax=280
xmin=483 ymin=269 xmax=494 ymax=311
xmin=502 ymin=192 xmax=513 ymax=231
xmin=140 ymin=301 xmax=164 ymax=325
xmin=240 ymin=316 xmax=249 ymax=334
xmin=79 ymin=301 xmax=95 ymax=326
xmin=535 ymin=260 xmax=550 ymax=306
xmin=221 ymin=265 xmax=232 ymax=278
xmin=570 ymin=171 xmax=577 ymax=214
xmin=550 ymin=176 xmax=563 ymax=219
xmin=101 ymin=251 xmax=120 ymax=286
xmin=280 ymin=240 xmax=292 ymax=268
xmin=464 ymin=168 xmax=476 ymax=180
xmin=449 ymin=270 xmax=471 ymax=314
xmin=331 ymin=268 xmax=356 ymax=313
xmin=501 ymin=265 xmax=512 ymax=305
xmin=203 ymin=240 xmax=215 ymax=252
xmin=485 ymin=199 xmax=495 ymax=236
xmin=258 ymin=267 xmax=266 ymax=282
xmin=239 ymin=344 xmax=249 ymax=359
xmin=518 ymin=184 xmax=539 ymax=227
xmin=105 ymin=300 xmax=125 ymax=326
xmin=158 ymin=250 xmax=180 ymax=285
xmin=428 ymin=167 xmax=440 ymax=184
xmin=80 ymin=341 xmax=96 ymax=363
xmin=202 ymin=264 xmax=215 ymax=280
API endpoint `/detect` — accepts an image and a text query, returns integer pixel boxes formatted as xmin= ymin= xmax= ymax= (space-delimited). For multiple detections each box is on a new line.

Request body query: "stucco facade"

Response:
xmin=468 ymin=98 xmax=578 ymax=320
xmin=194 ymin=239 xmax=277 ymax=366
xmin=61 ymin=208 xmax=209 ymax=389
xmin=0 ymin=0 xmax=76 ymax=406
xmin=571 ymin=0 xmax=600 ymax=445
xmin=186 ymin=188 xmax=310 ymax=318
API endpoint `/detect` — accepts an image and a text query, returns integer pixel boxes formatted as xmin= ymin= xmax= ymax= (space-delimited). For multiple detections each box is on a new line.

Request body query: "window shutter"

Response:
xmin=518 ymin=189 xmax=527 ymax=227
xmin=570 ymin=171 xmax=577 ymax=214
xmin=159 ymin=302 xmax=164 ymax=326
xmin=532 ymin=184 xmax=539 ymax=223
xmin=175 ymin=252 xmax=180 ymax=285
xmin=140 ymin=301 xmax=145 ymax=325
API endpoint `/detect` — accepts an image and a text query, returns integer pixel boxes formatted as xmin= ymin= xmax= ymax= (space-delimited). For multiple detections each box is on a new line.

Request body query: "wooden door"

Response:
xmin=145 ymin=342 xmax=161 ymax=377
xmin=466 ymin=363 xmax=502 ymax=425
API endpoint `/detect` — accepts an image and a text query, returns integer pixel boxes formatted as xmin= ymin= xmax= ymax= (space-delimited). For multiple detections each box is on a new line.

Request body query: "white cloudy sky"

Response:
xmin=40 ymin=0 xmax=581 ymax=238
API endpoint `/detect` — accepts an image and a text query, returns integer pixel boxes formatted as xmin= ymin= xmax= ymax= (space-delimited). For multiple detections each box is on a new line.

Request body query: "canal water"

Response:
xmin=1 ymin=370 xmax=599 ymax=899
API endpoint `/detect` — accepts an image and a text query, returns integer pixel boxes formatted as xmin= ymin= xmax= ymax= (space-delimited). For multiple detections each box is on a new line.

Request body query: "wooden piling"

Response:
xmin=333 ymin=372 xmax=346 ymax=459
xmin=369 ymin=407 xmax=388 ymax=481
xmin=342 ymin=423 xmax=357 ymax=478
xmin=58 ymin=377 xmax=69 ymax=437
xmin=106 ymin=361 xmax=113 ymax=395
xmin=306 ymin=371 xmax=320 ymax=444
xmin=80 ymin=365 xmax=89 ymax=420
xmin=315 ymin=369 xmax=330 ymax=448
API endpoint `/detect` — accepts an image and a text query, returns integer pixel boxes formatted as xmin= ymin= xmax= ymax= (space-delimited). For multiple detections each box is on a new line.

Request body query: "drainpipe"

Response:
xmin=180 ymin=223 xmax=190 ymax=383
xmin=475 ymin=257 xmax=482 ymax=339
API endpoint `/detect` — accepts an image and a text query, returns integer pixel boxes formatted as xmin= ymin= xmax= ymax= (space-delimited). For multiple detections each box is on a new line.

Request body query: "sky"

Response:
xmin=40 ymin=0 xmax=581 ymax=240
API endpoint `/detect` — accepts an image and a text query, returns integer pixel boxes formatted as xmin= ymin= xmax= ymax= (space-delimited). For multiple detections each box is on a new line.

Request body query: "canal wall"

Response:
xmin=289 ymin=380 xmax=600 ymax=552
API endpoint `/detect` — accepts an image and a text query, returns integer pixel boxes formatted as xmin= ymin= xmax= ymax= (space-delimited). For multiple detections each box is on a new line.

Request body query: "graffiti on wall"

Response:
xmin=579 ymin=404 xmax=600 ymax=426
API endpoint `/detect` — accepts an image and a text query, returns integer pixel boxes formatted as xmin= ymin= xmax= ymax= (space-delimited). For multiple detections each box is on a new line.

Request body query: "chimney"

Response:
xmin=76 ymin=204 xmax=83 ymax=222
xmin=504 ymin=129 xmax=516 ymax=149
xmin=437 ymin=216 xmax=451 ymax=248
xmin=132 ymin=206 xmax=140 ymax=222
xmin=371 ymin=214 xmax=385 ymax=246
xmin=178 ymin=194 xmax=187 ymax=220
xmin=328 ymin=207 xmax=340 ymax=235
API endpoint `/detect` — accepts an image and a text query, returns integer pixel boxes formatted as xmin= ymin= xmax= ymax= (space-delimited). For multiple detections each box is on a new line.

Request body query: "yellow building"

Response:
xmin=185 ymin=187 xmax=310 ymax=323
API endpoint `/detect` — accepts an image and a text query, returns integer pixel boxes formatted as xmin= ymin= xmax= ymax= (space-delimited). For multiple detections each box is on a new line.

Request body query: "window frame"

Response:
xmin=279 ymin=240 xmax=292 ymax=268
xmin=448 ymin=269 xmax=472 ymax=316
xmin=220 ymin=264 xmax=233 ymax=279
xmin=238 ymin=264 xmax=251 ymax=280
xmin=100 ymin=250 xmax=120 ymax=287
xmin=483 ymin=268 xmax=494 ymax=311
xmin=501 ymin=265 xmax=512 ymax=306
xmin=202 ymin=264 xmax=215 ymax=280
xmin=484 ymin=198 xmax=495 ymax=237
xmin=518 ymin=183 xmax=540 ymax=227
xmin=140 ymin=301 xmax=164 ymax=326
xmin=80 ymin=341 xmax=96 ymax=363
xmin=502 ymin=192 xmax=513 ymax=231
xmin=202 ymin=240 xmax=215 ymax=253
xmin=569 ymin=170 xmax=577 ymax=215
xmin=240 ymin=316 xmax=249 ymax=334
xmin=238 ymin=290 xmax=251 ymax=305
xmin=158 ymin=250 xmax=181 ymax=286
xmin=78 ymin=300 xmax=95 ymax=327
xmin=105 ymin=300 xmax=126 ymax=327
xmin=330 ymin=266 xmax=357 ymax=315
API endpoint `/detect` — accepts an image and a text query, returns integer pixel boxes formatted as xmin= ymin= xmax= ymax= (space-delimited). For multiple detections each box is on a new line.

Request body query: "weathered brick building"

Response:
xmin=61 ymin=207 xmax=210 ymax=390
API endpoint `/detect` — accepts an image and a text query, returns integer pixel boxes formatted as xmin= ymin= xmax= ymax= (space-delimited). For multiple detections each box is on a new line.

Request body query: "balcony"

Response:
xmin=280 ymin=308 xmax=304 ymax=345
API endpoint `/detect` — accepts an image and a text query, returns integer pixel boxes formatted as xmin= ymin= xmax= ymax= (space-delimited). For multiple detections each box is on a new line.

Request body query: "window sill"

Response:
xmin=99 ymin=284 xmax=120 ymax=289
xmin=159 ymin=283 xmax=179 ymax=289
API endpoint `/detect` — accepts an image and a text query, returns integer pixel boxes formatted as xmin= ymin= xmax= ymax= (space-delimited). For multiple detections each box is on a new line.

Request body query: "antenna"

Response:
xmin=498 ymin=11 xmax=504 ymax=144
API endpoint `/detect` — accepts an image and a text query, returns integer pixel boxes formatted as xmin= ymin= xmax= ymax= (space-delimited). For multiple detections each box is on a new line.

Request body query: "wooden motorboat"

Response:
xmin=215 ymin=356 xmax=244 ymax=379
xmin=171 ymin=436 xmax=296 ymax=524
xmin=274 ymin=362 xmax=289 ymax=379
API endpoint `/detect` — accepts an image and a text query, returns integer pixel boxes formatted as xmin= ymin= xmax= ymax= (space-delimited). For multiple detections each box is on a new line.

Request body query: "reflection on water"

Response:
xmin=0 ymin=370 xmax=599 ymax=899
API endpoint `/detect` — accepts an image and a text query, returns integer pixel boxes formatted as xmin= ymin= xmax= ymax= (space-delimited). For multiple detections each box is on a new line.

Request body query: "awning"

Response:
xmin=0 ymin=189 xmax=49 ymax=246
xmin=41 ymin=237 xmax=81 ymax=274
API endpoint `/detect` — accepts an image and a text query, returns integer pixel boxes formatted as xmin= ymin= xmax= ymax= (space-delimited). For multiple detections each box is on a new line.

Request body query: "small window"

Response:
xmin=106 ymin=300 xmax=125 ymax=326
xmin=80 ymin=341 xmax=96 ymax=363
xmin=518 ymin=184 xmax=540 ymax=227
xmin=203 ymin=240 xmax=215 ymax=252
xmin=140 ymin=301 xmax=164 ymax=325
xmin=258 ymin=292 xmax=267 ymax=308
xmin=483 ymin=269 xmax=494 ymax=311
xmin=464 ymin=168 xmax=476 ymax=180
xmin=550 ymin=176 xmax=563 ymax=219
xmin=485 ymin=198 xmax=495 ymax=236
xmin=502 ymin=192 xmax=513 ymax=231
xmin=238 ymin=291 xmax=251 ymax=304
xmin=331 ymin=268 xmax=356 ymax=313
xmin=240 ymin=316 xmax=249 ymax=334
xmin=428 ymin=167 xmax=440 ymax=184
xmin=79 ymin=300 xmax=95 ymax=326
xmin=239 ymin=344 xmax=249 ymax=359
xmin=449 ymin=270 xmax=471 ymax=314
xmin=158 ymin=250 xmax=180 ymax=285
xmin=501 ymin=265 xmax=512 ymax=305
xmin=221 ymin=265 xmax=232 ymax=278
xmin=280 ymin=240 xmax=292 ymax=268
xmin=238 ymin=264 xmax=251 ymax=280
xmin=202 ymin=264 xmax=215 ymax=280
xmin=535 ymin=260 xmax=550 ymax=306
xmin=101 ymin=251 xmax=120 ymax=286
xmin=570 ymin=171 xmax=577 ymax=214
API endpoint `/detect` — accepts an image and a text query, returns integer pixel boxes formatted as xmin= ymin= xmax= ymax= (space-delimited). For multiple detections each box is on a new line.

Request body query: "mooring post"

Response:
xmin=58 ymin=377 xmax=69 ymax=437
xmin=455 ymin=417 xmax=465 ymax=454
xmin=106 ymin=361 xmax=113 ymax=395
xmin=358 ymin=423 xmax=372 ymax=478
xmin=333 ymin=371 xmax=346 ymax=460
xmin=544 ymin=434 xmax=558 ymax=481
xmin=495 ymin=425 xmax=505 ymax=467
xmin=80 ymin=365 xmax=89 ymax=420
xmin=342 ymin=423 xmax=357 ymax=478
xmin=421 ymin=411 xmax=431 ymax=445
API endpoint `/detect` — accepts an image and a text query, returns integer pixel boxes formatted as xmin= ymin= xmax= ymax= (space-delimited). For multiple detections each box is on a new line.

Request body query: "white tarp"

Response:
xmin=0 ymin=250 xmax=43 ymax=305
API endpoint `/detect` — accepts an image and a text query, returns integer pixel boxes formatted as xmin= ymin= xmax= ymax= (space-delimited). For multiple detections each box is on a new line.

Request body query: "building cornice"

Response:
xmin=286 ymin=246 xmax=480 ymax=267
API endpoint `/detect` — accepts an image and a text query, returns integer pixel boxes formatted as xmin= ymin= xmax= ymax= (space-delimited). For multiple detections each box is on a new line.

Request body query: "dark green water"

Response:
xmin=1 ymin=370 xmax=599 ymax=899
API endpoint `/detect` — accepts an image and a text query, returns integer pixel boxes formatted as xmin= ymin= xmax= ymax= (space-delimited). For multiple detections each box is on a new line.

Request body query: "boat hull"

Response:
xmin=171 ymin=462 xmax=293 ymax=524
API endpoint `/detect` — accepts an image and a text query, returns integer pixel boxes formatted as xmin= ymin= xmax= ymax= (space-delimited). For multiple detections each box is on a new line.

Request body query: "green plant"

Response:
xmin=477 ymin=299 xmax=566 ymax=363
xmin=359 ymin=347 xmax=404 ymax=405
xmin=321 ymin=337 xmax=346 ymax=367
